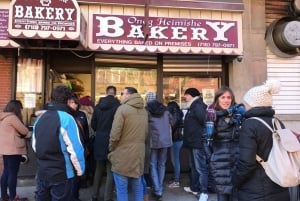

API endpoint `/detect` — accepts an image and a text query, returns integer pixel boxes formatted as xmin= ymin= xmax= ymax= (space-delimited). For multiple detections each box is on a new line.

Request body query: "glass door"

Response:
xmin=95 ymin=67 xmax=157 ymax=103
xmin=163 ymin=76 xmax=220 ymax=108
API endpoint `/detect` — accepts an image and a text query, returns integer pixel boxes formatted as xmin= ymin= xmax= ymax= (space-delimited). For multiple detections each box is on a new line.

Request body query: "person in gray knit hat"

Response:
xmin=145 ymin=92 xmax=156 ymax=104
xmin=233 ymin=79 xmax=290 ymax=201
xmin=146 ymin=95 xmax=172 ymax=201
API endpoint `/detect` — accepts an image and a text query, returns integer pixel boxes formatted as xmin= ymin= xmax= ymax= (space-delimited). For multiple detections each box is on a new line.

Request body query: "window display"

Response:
xmin=16 ymin=58 xmax=43 ymax=126
xmin=95 ymin=67 xmax=157 ymax=102
xmin=163 ymin=76 xmax=220 ymax=108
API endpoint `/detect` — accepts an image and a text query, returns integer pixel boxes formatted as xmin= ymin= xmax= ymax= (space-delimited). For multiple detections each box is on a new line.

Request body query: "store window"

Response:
xmin=163 ymin=76 xmax=220 ymax=108
xmin=95 ymin=67 xmax=157 ymax=102
xmin=48 ymin=69 xmax=91 ymax=100
xmin=16 ymin=58 xmax=43 ymax=126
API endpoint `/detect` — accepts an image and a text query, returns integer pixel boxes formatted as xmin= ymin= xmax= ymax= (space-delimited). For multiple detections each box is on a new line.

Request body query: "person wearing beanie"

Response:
xmin=184 ymin=88 xmax=201 ymax=98
xmin=182 ymin=88 xmax=210 ymax=201
xmin=232 ymin=79 xmax=290 ymax=201
xmin=145 ymin=92 xmax=156 ymax=104
xmin=143 ymin=91 xmax=156 ymax=201
xmin=146 ymin=99 xmax=173 ymax=201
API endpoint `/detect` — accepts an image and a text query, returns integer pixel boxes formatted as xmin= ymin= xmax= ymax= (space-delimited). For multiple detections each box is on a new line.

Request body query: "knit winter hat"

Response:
xmin=79 ymin=96 xmax=92 ymax=106
xmin=243 ymin=79 xmax=281 ymax=107
xmin=145 ymin=92 xmax=156 ymax=103
xmin=184 ymin=88 xmax=200 ymax=97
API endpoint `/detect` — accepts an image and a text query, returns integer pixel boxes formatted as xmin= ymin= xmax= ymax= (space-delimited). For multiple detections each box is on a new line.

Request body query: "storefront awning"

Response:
xmin=0 ymin=9 xmax=19 ymax=48
xmin=88 ymin=14 xmax=243 ymax=55
xmin=77 ymin=0 xmax=244 ymax=12
xmin=8 ymin=0 xmax=87 ymax=49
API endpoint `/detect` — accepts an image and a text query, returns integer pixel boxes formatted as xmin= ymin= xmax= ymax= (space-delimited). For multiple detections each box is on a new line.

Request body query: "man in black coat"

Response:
xmin=182 ymin=88 xmax=209 ymax=201
xmin=90 ymin=86 xmax=120 ymax=201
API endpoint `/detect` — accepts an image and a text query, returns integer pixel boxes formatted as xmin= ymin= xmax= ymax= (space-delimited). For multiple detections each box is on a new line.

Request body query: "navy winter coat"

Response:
xmin=183 ymin=98 xmax=207 ymax=149
xmin=232 ymin=106 xmax=290 ymax=201
xmin=91 ymin=95 xmax=120 ymax=160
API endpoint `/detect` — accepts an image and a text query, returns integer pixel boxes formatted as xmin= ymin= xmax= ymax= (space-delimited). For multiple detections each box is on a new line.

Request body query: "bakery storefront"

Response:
xmin=0 ymin=0 xmax=244 ymax=174
xmin=2 ymin=0 xmax=243 ymax=127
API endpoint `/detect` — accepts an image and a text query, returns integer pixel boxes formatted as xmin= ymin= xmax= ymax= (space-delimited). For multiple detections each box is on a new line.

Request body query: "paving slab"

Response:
xmin=15 ymin=173 xmax=217 ymax=201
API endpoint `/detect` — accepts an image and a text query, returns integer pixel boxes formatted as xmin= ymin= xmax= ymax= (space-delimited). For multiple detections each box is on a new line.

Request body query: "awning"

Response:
xmin=77 ymin=0 xmax=244 ymax=12
xmin=0 ymin=9 xmax=19 ymax=48
xmin=88 ymin=14 xmax=243 ymax=55
xmin=8 ymin=0 xmax=87 ymax=49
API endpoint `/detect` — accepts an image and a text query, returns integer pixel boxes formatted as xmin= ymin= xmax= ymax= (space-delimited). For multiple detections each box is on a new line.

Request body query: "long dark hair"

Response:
xmin=213 ymin=86 xmax=236 ymax=111
xmin=3 ymin=100 xmax=23 ymax=121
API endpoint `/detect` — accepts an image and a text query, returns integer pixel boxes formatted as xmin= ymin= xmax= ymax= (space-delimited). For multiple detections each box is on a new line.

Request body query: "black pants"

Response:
xmin=217 ymin=192 xmax=238 ymax=201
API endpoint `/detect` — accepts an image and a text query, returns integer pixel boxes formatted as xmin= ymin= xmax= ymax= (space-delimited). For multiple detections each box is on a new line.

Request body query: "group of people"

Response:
xmin=0 ymin=79 xmax=292 ymax=201
xmin=179 ymin=79 xmax=290 ymax=201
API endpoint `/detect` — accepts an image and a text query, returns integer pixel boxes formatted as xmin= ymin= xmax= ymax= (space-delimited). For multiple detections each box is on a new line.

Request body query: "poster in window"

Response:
xmin=202 ymin=89 xmax=215 ymax=105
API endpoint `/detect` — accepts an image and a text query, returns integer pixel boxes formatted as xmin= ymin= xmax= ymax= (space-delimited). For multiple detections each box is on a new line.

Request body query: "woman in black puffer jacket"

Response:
xmin=207 ymin=86 xmax=245 ymax=201
xmin=232 ymin=79 xmax=290 ymax=201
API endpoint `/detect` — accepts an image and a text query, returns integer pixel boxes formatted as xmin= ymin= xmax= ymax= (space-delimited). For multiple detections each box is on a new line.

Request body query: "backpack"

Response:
xmin=250 ymin=117 xmax=300 ymax=187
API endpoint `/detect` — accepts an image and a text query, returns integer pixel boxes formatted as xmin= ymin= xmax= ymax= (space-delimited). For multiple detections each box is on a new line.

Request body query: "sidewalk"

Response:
xmin=16 ymin=173 xmax=217 ymax=201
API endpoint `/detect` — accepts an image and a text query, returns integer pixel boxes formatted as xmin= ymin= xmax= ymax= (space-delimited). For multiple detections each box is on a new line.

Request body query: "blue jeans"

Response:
xmin=150 ymin=148 xmax=168 ymax=196
xmin=192 ymin=148 xmax=209 ymax=194
xmin=36 ymin=178 xmax=74 ymax=201
xmin=113 ymin=172 xmax=143 ymax=201
xmin=141 ymin=175 xmax=148 ymax=196
xmin=1 ymin=155 xmax=21 ymax=201
xmin=170 ymin=141 xmax=183 ymax=182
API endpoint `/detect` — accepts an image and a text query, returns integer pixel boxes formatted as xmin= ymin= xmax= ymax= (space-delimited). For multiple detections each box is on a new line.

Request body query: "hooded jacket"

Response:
xmin=91 ymin=95 xmax=120 ymax=160
xmin=232 ymin=107 xmax=290 ymax=201
xmin=147 ymin=100 xmax=172 ymax=149
xmin=0 ymin=112 xmax=29 ymax=155
xmin=108 ymin=93 xmax=148 ymax=178
xmin=32 ymin=103 xmax=85 ymax=182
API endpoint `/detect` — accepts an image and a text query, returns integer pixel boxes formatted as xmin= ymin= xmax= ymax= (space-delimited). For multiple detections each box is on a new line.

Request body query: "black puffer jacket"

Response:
xmin=210 ymin=110 xmax=241 ymax=194
xmin=183 ymin=98 xmax=207 ymax=149
xmin=232 ymin=106 xmax=290 ymax=201
xmin=167 ymin=102 xmax=184 ymax=142
xmin=91 ymin=95 xmax=120 ymax=160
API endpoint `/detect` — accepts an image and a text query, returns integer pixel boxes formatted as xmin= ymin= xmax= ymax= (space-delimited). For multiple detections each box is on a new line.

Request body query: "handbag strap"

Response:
xmin=249 ymin=117 xmax=274 ymax=164
xmin=249 ymin=117 xmax=274 ymax=133
xmin=273 ymin=118 xmax=284 ymax=130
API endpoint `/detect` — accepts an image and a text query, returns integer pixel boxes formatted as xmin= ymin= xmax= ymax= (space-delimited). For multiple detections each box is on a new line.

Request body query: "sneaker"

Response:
xmin=168 ymin=181 xmax=180 ymax=188
xmin=198 ymin=193 xmax=208 ymax=201
xmin=151 ymin=193 xmax=162 ymax=201
xmin=13 ymin=195 xmax=29 ymax=201
xmin=183 ymin=187 xmax=198 ymax=195
xmin=13 ymin=197 xmax=28 ymax=201
xmin=155 ymin=195 xmax=162 ymax=201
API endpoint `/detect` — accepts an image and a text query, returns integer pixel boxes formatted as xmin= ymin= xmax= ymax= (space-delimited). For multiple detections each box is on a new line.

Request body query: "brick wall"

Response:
xmin=0 ymin=49 xmax=15 ymax=110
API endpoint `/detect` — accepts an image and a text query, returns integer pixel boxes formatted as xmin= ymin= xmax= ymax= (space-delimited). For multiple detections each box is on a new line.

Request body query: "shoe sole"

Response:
xmin=183 ymin=188 xmax=198 ymax=195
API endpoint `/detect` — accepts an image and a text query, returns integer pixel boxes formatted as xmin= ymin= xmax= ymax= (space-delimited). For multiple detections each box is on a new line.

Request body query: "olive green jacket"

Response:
xmin=108 ymin=93 xmax=148 ymax=178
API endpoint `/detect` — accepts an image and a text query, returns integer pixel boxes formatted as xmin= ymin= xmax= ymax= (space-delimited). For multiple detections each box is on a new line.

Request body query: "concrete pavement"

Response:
xmin=15 ymin=173 xmax=217 ymax=201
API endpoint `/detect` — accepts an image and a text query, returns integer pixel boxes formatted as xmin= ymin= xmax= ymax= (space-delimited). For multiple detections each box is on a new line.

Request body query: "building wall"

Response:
xmin=265 ymin=0 xmax=300 ymax=130
xmin=229 ymin=0 xmax=267 ymax=103
xmin=230 ymin=0 xmax=300 ymax=131
xmin=0 ymin=49 xmax=15 ymax=110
